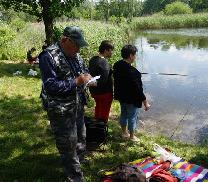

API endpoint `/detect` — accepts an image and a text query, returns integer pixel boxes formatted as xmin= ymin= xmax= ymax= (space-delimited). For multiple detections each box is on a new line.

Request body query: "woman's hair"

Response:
xmin=121 ymin=45 xmax=138 ymax=59
xmin=31 ymin=47 xmax=36 ymax=52
xmin=99 ymin=40 xmax=114 ymax=53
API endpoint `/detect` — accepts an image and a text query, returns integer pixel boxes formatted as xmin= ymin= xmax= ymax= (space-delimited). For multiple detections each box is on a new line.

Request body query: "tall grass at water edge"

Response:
xmin=55 ymin=21 xmax=130 ymax=64
xmin=132 ymin=13 xmax=208 ymax=30
xmin=0 ymin=20 xmax=129 ymax=64
xmin=0 ymin=23 xmax=45 ymax=61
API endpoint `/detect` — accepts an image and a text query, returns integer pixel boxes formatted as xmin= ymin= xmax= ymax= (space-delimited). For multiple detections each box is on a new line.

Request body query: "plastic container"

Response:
xmin=153 ymin=143 xmax=170 ymax=161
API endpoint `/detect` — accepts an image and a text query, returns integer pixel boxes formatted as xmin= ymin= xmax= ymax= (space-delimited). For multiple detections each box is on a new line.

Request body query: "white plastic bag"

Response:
xmin=85 ymin=75 xmax=100 ymax=87
xmin=13 ymin=71 xmax=22 ymax=76
xmin=28 ymin=69 xmax=37 ymax=76
xmin=153 ymin=143 xmax=181 ymax=163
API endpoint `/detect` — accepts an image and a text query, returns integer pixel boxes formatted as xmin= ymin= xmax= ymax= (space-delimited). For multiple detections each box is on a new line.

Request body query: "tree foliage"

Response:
xmin=142 ymin=0 xmax=208 ymax=15
xmin=96 ymin=0 xmax=143 ymax=21
xmin=0 ymin=0 xmax=83 ymax=19
xmin=164 ymin=1 xmax=192 ymax=15
xmin=189 ymin=0 xmax=208 ymax=12
xmin=68 ymin=1 xmax=95 ymax=20
xmin=0 ymin=0 xmax=84 ymax=45
xmin=142 ymin=0 xmax=175 ymax=15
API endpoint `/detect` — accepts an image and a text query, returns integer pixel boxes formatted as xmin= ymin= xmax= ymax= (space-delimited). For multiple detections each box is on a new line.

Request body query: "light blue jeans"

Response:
xmin=120 ymin=102 xmax=140 ymax=133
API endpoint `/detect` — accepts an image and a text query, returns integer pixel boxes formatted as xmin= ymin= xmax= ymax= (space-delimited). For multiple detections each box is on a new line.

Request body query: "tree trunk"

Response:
xmin=41 ymin=0 xmax=54 ymax=46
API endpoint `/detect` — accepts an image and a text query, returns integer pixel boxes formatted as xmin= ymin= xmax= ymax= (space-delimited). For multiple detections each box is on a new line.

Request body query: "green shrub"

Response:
xmin=109 ymin=15 xmax=117 ymax=24
xmin=164 ymin=1 xmax=192 ymax=15
xmin=109 ymin=16 xmax=127 ymax=24
xmin=152 ymin=11 xmax=164 ymax=17
xmin=9 ymin=17 xmax=27 ymax=31
xmin=0 ymin=23 xmax=45 ymax=61
xmin=0 ymin=25 xmax=16 ymax=46
xmin=0 ymin=25 xmax=17 ymax=60
xmin=1 ymin=20 xmax=128 ymax=62
xmin=54 ymin=21 xmax=128 ymax=64
xmin=53 ymin=25 xmax=63 ymax=42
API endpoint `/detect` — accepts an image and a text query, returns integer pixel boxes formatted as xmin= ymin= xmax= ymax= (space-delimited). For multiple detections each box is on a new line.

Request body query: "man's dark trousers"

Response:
xmin=47 ymin=102 xmax=86 ymax=181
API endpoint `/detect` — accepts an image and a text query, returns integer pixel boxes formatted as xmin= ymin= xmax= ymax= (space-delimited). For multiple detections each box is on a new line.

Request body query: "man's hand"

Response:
xmin=87 ymin=81 xmax=97 ymax=87
xmin=85 ymin=75 xmax=100 ymax=87
xmin=75 ymin=73 xmax=92 ymax=86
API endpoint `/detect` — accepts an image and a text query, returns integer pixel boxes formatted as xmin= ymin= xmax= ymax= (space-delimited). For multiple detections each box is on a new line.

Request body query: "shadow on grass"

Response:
xmin=0 ymin=61 xmax=40 ymax=79
xmin=0 ymin=95 xmax=65 ymax=182
xmin=0 ymin=154 xmax=63 ymax=182
xmin=189 ymin=125 xmax=208 ymax=168
xmin=82 ymin=120 xmax=152 ymax=182
xmin=190 ymin=153 xmax=208 ymax=168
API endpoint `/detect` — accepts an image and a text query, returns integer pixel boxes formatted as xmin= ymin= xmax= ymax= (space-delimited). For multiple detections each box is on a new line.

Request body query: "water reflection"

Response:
xmin=139 ymin=28 xmax=208 ymax=50
xmin=135 ymin=29 xmax=208 ymax=145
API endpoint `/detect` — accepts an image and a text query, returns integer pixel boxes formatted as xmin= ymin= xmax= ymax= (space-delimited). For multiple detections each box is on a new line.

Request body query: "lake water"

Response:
xmin=135 ymin=28 xmax=208 ymax=145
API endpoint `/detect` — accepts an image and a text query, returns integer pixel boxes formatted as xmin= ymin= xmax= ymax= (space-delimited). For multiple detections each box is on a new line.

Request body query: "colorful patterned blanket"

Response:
xmin=131 ymin=157 xmax=208 ymax=182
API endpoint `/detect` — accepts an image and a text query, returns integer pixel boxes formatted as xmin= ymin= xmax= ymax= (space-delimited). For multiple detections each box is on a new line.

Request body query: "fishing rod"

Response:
xmin=141 ymin=72 xmax=188 ymax=76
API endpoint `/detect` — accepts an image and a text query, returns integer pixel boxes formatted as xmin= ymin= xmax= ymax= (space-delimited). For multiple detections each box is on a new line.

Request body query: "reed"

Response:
xmin=132 ymin=13 xmax=208 ymax=30
xmin=0 ymin=20 xmax=129 ymax=64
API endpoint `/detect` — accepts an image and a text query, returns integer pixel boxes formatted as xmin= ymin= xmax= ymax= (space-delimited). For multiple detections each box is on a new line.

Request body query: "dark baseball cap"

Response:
xmin=63 ymin=26 xmax=88 ymax=47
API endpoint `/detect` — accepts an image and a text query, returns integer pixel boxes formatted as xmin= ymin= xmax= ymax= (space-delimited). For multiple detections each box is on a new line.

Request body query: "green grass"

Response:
xmin=1 ymin=60 xmax=208 ymax=181
xmin=55 ymin=20 xmax=129 ymax=65
xmin=132 ymin=13 xmax=208 ymax=30
xmin=0 ymin=20 xmax=129 ymax=64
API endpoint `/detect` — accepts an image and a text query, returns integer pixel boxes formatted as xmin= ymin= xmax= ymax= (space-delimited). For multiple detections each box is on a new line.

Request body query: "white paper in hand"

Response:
xmin=86 ymin=75 xmax=100 ymax=86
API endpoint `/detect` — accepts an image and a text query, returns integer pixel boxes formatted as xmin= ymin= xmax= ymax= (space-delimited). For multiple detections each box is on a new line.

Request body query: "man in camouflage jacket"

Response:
xmin=39 ymin=26 xmax=92 ymax=182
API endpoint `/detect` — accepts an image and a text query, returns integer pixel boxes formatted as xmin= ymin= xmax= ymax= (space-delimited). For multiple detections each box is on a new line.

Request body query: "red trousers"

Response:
xmin=91 ymin=92 xmax=113 ymax=122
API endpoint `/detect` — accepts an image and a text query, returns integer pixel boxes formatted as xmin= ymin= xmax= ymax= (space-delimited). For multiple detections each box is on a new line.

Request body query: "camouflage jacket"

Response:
xmin=39 ymin=43 xmax=87 ymax=114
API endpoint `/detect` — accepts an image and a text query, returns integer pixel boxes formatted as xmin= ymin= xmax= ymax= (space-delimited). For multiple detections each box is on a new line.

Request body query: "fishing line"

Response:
xmin=139 ymin=37 xmax=146 ymax=91
xmin=169 ymin=74 xmax=202 ymax=140
xmin=141 ymin=73 xmax=188 ymax=76
xmin=169 ymin=103 xmax=193 ymax=139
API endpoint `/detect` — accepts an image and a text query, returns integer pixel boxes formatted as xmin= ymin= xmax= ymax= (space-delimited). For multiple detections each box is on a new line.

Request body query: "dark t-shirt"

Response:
xmin=89 ymin=56 xmax=113 ymax=95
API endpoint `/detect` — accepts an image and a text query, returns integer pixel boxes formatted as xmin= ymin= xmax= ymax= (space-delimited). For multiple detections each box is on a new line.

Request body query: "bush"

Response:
xmin=109 ymin=15 xmax=117 ymax=24
xmin=109 ymin=16 xmax=126 ymax=24
xmin=164 ymin=2 xmax=192 ymax=15
xmin=0 ymin=25 xmax=17 ymax=60
xmin=9 ymin=17 xmax=27 ymax=31
xmin=54 ymin=21 xmax=128 ymax=64
xmin=0 ymin=25 xmax=16 ymax=46
xmin=152 ymin=11 xmax=164 ymax=17
xmin=1 ymin=20 xmax=128 ymax=62
xmin=0 ymin=23 xmax=45 ymax=61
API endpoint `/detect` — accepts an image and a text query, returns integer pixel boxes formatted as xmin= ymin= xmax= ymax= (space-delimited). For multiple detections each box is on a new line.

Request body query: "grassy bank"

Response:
xmin=0 ymin=60 xmax=208 ymax=181
xmin=132 ymin=13 xmax=208 ymax=30
xmin=0 ymin=20 xmax=129 ymax=64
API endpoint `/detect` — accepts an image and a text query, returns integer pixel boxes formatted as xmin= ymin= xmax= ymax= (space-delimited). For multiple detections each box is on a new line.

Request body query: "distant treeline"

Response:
xmin=61 ymin=0 xmax=208 ymax=22
xmin=1 ymin=0 xmax=208 ymax=24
